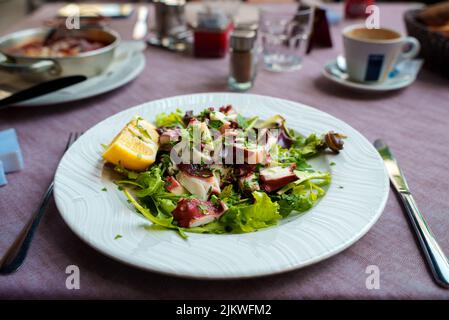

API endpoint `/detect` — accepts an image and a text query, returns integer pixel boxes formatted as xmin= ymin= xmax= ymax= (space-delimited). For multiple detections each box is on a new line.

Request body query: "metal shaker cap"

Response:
xmin=230 ymin=30 xmax=256 ymax=51
xmin=154 ymin=0 xmax=186 ymax=5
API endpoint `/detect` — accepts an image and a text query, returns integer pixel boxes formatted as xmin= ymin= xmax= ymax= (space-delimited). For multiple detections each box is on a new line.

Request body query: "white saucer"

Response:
xmin=322 ymin=57 xmax=423 ymax=92
xmin=15 ymin=41 xmax=146 ymax=107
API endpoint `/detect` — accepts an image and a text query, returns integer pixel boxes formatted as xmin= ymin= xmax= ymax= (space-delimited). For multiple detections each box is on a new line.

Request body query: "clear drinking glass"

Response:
xmin=260 ymin=6 xmax=314 ymax=72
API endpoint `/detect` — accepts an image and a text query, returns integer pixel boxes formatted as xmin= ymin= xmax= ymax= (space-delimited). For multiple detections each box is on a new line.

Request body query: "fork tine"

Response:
xmin=64 ymin=132 xmax=73 ymax=152
xmin=64 ymin=132 xmax=82 ymax=152
xmin=74 ymin=131 xmax=83 ymax=142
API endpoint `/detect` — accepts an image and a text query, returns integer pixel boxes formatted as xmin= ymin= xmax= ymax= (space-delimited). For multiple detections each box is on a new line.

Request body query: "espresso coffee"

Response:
xmin=345 ymin=28 xmax=401 ymax=41
xmin=342 ymin=25 xmax=420 ymax=83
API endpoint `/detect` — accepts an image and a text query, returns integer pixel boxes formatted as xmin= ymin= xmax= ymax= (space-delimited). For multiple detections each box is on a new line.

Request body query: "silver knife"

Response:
xmin=133 ymin=6 xmax=149 ymax=40
xmin=374 ymin=139 xmax=449 ymax=288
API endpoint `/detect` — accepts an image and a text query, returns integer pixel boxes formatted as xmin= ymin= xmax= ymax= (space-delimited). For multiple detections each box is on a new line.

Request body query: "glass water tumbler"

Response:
xmin=260 ymin=6 xmax=315 ymax=72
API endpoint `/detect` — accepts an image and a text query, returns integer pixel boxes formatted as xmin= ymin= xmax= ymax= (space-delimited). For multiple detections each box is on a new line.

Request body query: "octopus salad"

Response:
xmin=101 ymin=106 xmax=346 ymax=238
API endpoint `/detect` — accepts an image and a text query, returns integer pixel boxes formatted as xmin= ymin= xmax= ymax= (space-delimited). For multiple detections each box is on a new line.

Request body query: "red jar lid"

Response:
xmin=194 ymin=22 xmax=234 ymax=58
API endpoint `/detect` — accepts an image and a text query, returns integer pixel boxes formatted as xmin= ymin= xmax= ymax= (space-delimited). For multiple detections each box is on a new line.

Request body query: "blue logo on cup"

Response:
xmin=364 ymin=54 xmax=384 ymax=82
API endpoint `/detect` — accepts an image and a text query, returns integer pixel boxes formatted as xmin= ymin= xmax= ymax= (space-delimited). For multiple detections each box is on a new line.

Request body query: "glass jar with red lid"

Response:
xmin=193 ymin=9 xmax=234 ymax=58
xmin=344 ymin=0 xmax=375 ymax=19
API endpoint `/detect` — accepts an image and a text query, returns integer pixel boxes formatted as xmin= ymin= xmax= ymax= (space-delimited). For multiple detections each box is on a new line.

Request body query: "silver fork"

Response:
xmin=0 ymin=132 xmax=81 ymax=275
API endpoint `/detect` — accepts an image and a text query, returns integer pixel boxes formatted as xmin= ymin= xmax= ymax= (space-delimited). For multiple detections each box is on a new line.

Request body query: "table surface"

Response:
xmin=1 ymin=3 xmax=449 ymax=299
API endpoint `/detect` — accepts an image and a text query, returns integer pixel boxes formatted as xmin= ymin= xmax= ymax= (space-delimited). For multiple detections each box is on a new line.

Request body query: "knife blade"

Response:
xmin=374 ymin=139 xmax=449 ymax=288
xmin=133 ymin=6 xmax=149 ymax=41
xmin=0 ymin=75 xmax=87 ymax=109
xmin=374 ymin=139 xmax=410 ymax=193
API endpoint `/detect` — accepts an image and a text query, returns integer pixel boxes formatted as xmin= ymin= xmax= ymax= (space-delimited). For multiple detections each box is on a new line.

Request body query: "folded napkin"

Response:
xmin=0 ymin=128 xmax=24 ymax=174
xmin=0 ymin=161 xmax=6 ymax=186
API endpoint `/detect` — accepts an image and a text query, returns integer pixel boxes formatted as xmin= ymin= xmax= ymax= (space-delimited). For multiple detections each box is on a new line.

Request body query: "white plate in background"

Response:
xmin=14 ymin=41 xmax=146 ymax=106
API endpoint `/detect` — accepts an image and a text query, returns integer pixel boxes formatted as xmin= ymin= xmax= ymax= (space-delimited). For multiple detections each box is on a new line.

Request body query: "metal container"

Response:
xmin=0 ymin=27 xmax=120 ymax=82
xmin=153 ymin=0 xmax=189 ymax=49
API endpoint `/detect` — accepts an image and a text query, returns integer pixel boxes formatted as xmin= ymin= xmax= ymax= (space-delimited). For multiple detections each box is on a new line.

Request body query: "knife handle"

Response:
xmin=400 ymin=192 xmax=449 ymax=288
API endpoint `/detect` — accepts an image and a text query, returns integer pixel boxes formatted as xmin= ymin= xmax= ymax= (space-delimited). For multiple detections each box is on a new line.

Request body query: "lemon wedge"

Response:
xmin=102 ymin=116 xmax=160 ymax=171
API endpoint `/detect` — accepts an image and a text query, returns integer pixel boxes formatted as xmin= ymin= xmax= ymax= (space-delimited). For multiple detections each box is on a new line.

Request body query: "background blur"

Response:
xmin=0 ymin=0 xmax=442 ymax=32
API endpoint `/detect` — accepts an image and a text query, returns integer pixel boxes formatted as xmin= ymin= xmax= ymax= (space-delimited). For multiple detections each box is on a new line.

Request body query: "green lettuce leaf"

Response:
xmin=188 ymin=221 xmax=227 ymax=234
xmin=134 ymin=168 xmax=165 ymax=197
xmin=220 ymin=191 xmax=281 ymax=233
xmin=293 ymin=133 xmax=324 ymax=158
xmin=277 ymin=193 xmax=313 ymax=217
xmin=277 ymin=171 xmax=331 ymax=194
xmin=272 ymin=145 xmax=311 ymax=171
xmin=276 ymin=180 xmax=328 ymax=217
xmin=124 ymin=189 xmax=187 ymax=238
xmin=155 ymin=109 xmax=185 ymax=128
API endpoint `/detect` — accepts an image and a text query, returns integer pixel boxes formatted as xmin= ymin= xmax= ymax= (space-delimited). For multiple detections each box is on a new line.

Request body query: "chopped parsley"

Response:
xmin=209 ymin=120 xmax=223 ymax=130
xmin=197 ymin=204 xmax=209 ymax=214
xmin=237 ymin=114 xmax=248 ymax=128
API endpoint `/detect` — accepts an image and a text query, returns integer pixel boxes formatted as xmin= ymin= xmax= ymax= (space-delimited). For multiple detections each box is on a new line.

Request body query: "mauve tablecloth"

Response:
xmin=1 ymin=3 xmax=449 ymax=299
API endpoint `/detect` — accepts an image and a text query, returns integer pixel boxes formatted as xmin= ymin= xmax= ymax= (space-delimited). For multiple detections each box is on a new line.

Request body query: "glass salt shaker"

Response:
xmin=228 ymin=30 xmax=257 ymax=92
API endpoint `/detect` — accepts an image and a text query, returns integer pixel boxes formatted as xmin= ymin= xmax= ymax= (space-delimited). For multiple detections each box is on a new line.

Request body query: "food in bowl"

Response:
xmin=0 ymin=27 xmax=120 ymax=80
xmin=8 ymin=36 xmax=109 ymax=58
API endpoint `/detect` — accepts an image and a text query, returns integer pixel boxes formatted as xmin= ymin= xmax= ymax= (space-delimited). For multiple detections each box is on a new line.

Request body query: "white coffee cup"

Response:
xmin=342 ymin=25 xmax=420 ymax=83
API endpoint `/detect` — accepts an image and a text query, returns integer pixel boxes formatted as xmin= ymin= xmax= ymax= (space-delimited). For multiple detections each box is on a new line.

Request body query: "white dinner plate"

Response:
xmin=14 ymin=41 xmax=146 ymax=107
xmin=54 ymin=93 xmax=389 ymax=279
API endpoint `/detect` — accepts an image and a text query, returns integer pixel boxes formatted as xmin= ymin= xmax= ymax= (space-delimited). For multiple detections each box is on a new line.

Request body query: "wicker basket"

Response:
xmin=404 ymin=9 xmax=449 ymax=78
